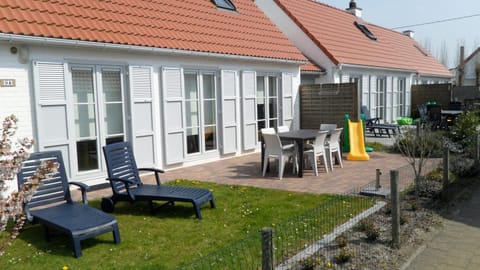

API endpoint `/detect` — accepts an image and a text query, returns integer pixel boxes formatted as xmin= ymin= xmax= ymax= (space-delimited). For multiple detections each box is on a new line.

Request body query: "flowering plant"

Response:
xmin=0 ymin=115 xmax=58 ymax=254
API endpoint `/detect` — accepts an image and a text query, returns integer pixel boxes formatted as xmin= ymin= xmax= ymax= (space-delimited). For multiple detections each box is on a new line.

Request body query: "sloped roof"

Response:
xmin=275 ymin=0 xmax=452 ymax=77
xmin=0 ymin=0 xmax=306 ymax=62
xmin=464 ymin=47 xmax=480 ymax=64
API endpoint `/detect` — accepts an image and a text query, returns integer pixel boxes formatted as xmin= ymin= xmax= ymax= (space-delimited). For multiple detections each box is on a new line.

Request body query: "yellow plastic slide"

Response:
xmin=346 ymin=119 xmax=370 ymax=161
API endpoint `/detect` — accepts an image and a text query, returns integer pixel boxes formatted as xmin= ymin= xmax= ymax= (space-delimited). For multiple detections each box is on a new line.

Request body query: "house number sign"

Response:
xmin=0 ymin=79 xmax=16 ymax=87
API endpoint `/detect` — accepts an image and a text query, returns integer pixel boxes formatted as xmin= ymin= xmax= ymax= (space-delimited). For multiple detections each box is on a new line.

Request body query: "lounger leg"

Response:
xmin=209 ymin=197 xmax=216 ymax=209
xmin=113 ymin=224 xmax=121 ymax=244
xmin=44 ymin=225 xmax=50 ymax=242
xmin=148 ymin=200 xmax=155 ymax=213
xmin=72 ymin=237 xmax=82 ymax=258
xmin=193 ymin=203 xmax=202 ymax=220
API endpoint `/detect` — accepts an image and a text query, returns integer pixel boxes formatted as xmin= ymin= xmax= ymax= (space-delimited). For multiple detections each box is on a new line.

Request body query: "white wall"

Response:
xmin=463 ymin=53 xmax=479 ymax=86
xmin=0 ymin=44 xmax=33 ymax=138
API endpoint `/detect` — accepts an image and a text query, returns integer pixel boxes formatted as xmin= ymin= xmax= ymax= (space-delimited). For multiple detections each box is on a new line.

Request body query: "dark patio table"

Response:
xmin=261 ymin=129 xmax=319 ymax=178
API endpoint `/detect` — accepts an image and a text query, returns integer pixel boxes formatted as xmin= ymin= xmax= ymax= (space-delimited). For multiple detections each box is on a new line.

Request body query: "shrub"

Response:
xmin=335 ymin=232 xmax=348 ymax=248
xmin=299 ymin=256 xmax=322 ymax=270
xmin=450 ymin=110 xmax=480 ymax=142
xmin=365 ymin=223 xmax=380 ymax=242
xmin=334 ymin=247 xmax=354 ymax=264
xmin=450 ymin=155 xmax=476 ymax=177
xmin=355 ymin=218 xmax=380 ymax=242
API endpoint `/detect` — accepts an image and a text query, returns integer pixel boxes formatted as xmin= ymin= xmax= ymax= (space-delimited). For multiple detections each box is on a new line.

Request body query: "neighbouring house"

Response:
xmin=257 ymin=0 xmax=453 ymax=123
xmin=457 ymin=46 xmax=480 ymax=86
xmin=0 ymin=0 xmax=306 ymax=185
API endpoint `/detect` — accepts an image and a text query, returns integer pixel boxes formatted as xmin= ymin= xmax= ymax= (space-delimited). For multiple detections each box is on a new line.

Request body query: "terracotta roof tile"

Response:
xmin=275 ymin=0 xmax=452 ymax=77
xmin=0 ymin=0 xmax=306 ymax=62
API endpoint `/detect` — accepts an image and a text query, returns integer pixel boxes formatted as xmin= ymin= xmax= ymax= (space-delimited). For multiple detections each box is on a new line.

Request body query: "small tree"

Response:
xmin=394 ymin=125 xmax=439 ymax=199
xmin=0 ymin=115 xmax=58 ymax=254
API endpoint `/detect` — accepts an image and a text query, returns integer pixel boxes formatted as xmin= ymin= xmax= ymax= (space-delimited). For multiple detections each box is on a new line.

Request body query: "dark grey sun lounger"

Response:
xmin=17 ymin=151 xmax=120 ymax=258
xmin=101 ymin=141 xmax=215 ymax=219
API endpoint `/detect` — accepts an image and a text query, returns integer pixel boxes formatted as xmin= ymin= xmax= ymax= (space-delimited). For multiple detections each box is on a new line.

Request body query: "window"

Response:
xmin=354 ymin=21 xmax=377 ymax=41
xmin=184 ymin=71 xmax=217 ymax=155
xmin=212 ymin=0 xmax=236 ymax=11
xmin=394 ymin=78 xmax=406 ymax=118
xmin=374 ymin=77 xmax=386 ymax=119
xmin=256 ymin=75 xmax=279 ymax=141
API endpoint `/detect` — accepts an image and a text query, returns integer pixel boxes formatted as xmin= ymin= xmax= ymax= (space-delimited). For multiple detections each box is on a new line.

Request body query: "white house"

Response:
xmin=458 ymin=47 xmax=480 ymax=86
xmin=257 ymin=0 xmax=452 ymax=123
xmin=0 ymin=0 xmax=306 ymax=186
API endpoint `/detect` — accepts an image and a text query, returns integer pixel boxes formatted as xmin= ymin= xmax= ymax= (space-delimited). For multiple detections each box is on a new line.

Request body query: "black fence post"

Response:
xmin=475 ymin=127 xmax=480 ymax=167
xmin=261 ymin=227 xmax=274 ymax=270
xmin=390 ymin=170 xmax=400 ymax=249
xmin=375 ymin=169 xmax=382 ymax=190
xmin=443 ymin=146 xmax=449 ymax=190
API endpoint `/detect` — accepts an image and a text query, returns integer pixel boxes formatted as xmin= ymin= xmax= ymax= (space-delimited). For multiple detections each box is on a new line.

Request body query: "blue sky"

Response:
xmin=318 ymin=0 xmax=480 ymax=68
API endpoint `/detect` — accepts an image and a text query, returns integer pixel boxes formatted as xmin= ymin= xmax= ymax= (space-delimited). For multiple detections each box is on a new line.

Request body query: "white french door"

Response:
xmin=70 ymin=65 xmax=126 ymax=174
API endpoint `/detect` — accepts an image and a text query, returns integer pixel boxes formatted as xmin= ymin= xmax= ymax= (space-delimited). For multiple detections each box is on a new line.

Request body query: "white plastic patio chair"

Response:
xmin=262 ymin=133 xmax=298 ymax=179
xmin=319 ymin=124 xmax=337 ymax=131
xmin=261 ymin=127 xmax=275 ymax=134
xmin=303 ymin=130 xmax=329 ymax=176
xmin=325 ymin=128 xmax=343 ymax=171
xmin=277 ymin=125 xmax=290 ymax=132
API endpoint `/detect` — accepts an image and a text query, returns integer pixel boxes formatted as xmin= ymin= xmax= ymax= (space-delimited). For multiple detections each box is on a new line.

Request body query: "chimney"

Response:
xmin=402 ymin=30 xmax=415 ymax=39
xmin=458 ymin=46 xmax=465 ymax=86
xmin=346 ymin=0 xmax=362 ymax=18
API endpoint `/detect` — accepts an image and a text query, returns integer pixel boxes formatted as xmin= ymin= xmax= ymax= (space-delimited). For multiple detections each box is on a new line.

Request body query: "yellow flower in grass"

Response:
xmin=62 ymin=266 xmax=69 ymax=270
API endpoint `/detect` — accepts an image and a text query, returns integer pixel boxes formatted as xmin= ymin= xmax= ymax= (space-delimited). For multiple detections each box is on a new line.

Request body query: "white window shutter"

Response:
xmin=369 ymin=76 xmax=377 ymax=118
xmin=362 ymin=75 xmax=369 ymax=107
xmin=32 ymin=61 xmax=72 ymax=173
xmin=281 ymin=72 xmax=294 ymax=128
xmin=405 ymin=78 xmax=412 ymax=116
xmin=129 ymin=66 xmax=156 ymax=167
xmin=386 ymin=77 xmax=393 ymax=122
xmin=220 ymin=70 xmax=238 ymax=154
xmin=162 ymin=67 xmax=185 ymax=164
xmin=241 ymin=71 xmax=257 ymax=150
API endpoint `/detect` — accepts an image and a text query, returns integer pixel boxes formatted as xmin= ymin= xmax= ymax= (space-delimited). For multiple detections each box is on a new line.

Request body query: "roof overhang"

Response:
xmin=0 ymin=33 xmax=308 ymax=65
xmin=338 ymin=63 xmax=417 ymax=74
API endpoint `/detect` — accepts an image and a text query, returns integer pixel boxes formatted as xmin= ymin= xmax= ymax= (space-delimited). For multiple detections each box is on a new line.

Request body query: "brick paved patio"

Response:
xmin=86 ymin=150 xmax=438 ymax=200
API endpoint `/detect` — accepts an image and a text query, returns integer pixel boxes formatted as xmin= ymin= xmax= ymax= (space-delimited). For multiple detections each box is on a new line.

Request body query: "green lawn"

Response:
xmin=0 ymin=180 xmax=372 ymax=270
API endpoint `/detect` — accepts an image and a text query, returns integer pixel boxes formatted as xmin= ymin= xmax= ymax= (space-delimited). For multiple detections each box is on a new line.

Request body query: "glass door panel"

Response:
xmin=102 ymin=69 xmax=124 ymax=144
xmin=256 ymin=77 xmax=266 ymax=141
xmin=203 ymin=74 xmax=217 ymax=151
xmin=72 ymin=68 xmax=99 ymax=171
xmin=185 ymin=73 xmax=200 ymax=154
xmin=268 ymin=76 xmax=278 ymax=129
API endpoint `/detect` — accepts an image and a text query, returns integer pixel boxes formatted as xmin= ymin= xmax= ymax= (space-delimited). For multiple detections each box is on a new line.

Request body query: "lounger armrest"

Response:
xmin=138 ymin=168 xmax=165 ymax=186
xmin=106 ymin=177 xmax=136 ymax=201
xmin=69 ymin=182 xmax=90 ymax=205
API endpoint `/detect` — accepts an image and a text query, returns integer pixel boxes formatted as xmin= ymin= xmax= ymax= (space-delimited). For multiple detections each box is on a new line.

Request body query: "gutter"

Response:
xmin=0 ymin=33 xmax=307 ymax=65
xmin=300 ymin=70 xmax=327 ymax=75
xmin=340 ymin=63 xmax=452 ymax=78
xmin=339 ymin=63 xmax=417 ymax=74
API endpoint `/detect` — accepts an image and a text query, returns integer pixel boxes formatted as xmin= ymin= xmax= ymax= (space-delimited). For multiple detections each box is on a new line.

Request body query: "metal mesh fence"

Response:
xmin=179 ymin=232 xmax=262 ymax=270
xmin=179 ymin=128 xmax=479 ymax=270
